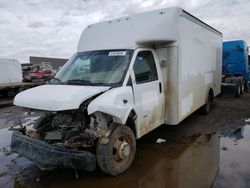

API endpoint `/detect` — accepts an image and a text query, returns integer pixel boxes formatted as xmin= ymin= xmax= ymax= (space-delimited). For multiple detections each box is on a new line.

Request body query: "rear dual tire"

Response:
xmin=244 ymin=81 xmax=248 ymax=92
xmin=200 ymin=94 xmax=212 ymax=115
xmin=235 ymin=83 xmax=241 ymax=98
xmin=240 ymin=82 xmax=244 ymax=94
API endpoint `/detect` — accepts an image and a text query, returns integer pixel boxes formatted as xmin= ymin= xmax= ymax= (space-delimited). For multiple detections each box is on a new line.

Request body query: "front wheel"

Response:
xmin=96 ymin=125 xmax=136 ymax=176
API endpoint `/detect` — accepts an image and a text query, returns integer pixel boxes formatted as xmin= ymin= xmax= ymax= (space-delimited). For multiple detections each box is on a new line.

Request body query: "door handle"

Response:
xmin=159 ymin=82 xmax=162 ymax=93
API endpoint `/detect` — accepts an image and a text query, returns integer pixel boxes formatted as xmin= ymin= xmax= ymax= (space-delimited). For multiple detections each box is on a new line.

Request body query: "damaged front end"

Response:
xmin=11 ymin=131 xmax=96 ymax=171
xmin=10 ymin=102 xmax=113 ymax=171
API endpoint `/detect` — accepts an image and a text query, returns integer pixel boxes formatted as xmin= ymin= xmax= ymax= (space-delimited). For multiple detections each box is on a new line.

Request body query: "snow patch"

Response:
xmin=156 ymin=138 xmax=166 ymax=144
xmin=245 ymin=118 xmax=250 ymax=123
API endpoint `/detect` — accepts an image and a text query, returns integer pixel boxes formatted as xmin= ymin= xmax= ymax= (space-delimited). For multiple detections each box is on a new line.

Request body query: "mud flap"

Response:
xmin=11 ymin=132 xmax=96 ymax=171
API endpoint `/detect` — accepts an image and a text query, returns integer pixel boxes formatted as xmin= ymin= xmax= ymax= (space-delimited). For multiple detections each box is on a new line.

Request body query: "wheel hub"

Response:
xmin=118 ymin=142 xmax=130 ymax=159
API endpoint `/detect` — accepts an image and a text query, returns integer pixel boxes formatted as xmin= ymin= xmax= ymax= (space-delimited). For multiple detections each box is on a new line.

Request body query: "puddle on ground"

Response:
xmin=214 ymin=126 xmax=250 ymax=188
xmin=0 ymin=108 xmax=42 ymax=188
xmin=0 ymin=108 xmax=250 ymax=187
xmin=2 ymin=126 xmax=250 ymax=188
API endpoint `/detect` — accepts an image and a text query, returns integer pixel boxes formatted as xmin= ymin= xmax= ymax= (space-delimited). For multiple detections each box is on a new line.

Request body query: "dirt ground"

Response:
xmin=0 ymin=91 xmax=250 ymax=188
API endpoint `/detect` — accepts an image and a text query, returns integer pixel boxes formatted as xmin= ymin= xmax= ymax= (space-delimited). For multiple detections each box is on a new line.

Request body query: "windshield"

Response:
xmin=54 ymin=50 xmax=133 ymax=86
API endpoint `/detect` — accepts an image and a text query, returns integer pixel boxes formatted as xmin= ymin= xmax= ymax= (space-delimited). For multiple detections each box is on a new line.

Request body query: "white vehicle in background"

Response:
xmin=0 ymin=59 xmax=39 ymax=97
xmin=11 ymin=7 xmax=222 ymax=175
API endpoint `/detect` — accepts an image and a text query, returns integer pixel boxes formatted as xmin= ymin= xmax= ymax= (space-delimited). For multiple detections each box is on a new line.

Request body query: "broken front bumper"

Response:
xmin=11 ymin=131 xmax=96 ymax=171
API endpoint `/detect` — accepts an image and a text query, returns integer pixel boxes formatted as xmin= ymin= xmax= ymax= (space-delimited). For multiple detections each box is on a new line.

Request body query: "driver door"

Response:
xmin=130 ymin=49 xmax=165 ymax=138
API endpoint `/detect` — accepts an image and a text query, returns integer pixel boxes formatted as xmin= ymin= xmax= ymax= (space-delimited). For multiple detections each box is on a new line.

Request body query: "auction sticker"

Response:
xmin=108 ymin=51 xmax=126 ymax=56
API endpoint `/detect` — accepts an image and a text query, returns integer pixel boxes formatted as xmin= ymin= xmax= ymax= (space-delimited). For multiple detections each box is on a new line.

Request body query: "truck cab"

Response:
xmin=50 ymin=48 xmax=165 ymax=138
xmin=12 ymin=48 xmax=166 ymax=175
xmin=222 ymin=40 xmax=249 ymax=96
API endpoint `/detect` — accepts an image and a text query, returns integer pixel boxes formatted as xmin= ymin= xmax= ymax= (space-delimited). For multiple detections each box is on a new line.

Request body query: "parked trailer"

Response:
xmin=221 ymin=40 xmax=249 ymax=97
xmin=0 ymin=59 xmax=41 ymax=97
xmin=0 ymin=82 xmax=40 ymax=97
xmin=0 ymin=59 xmax=22 ymax=84
xmin=11 ymin=7 xmax=222 ymax=175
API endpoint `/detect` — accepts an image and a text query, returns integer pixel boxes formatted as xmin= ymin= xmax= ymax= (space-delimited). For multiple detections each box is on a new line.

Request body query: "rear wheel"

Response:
xmin=244 ymin=81 xmax=249 ymax=92
xmin=200 ymin=93 xmax=212 ymax=115
xmin=235 ymin=83 xmax=241 ymax=98
xmin=96 ymin=125 xmax=136 ymax=176
xmin=240 ymin=81 xmax=244 ymax=94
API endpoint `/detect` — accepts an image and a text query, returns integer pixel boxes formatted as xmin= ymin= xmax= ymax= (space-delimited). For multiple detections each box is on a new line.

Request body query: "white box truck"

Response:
xmin=11 ymin=7 xmax=222 ymax=175
xmin=0 ymin=59 xmax=40 ymax=98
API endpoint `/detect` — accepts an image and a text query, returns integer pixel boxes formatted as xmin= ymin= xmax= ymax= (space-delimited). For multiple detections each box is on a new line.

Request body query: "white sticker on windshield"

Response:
xmin=108 ymin=51 xmax=126 ymax=56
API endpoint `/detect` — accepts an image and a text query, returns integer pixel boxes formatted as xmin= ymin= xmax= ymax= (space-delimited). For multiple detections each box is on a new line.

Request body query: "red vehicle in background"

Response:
xmin=24 ymin=63 xmax=56 ymax=82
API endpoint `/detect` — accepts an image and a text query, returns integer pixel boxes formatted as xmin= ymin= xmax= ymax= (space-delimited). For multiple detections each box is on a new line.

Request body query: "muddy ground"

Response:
xmin=0 ymin=91 xmax=250 ymax=188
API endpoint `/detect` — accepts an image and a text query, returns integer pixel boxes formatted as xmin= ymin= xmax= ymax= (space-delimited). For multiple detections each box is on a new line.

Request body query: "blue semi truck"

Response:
xmin=222 ymin=40 xmax=250 ymax=97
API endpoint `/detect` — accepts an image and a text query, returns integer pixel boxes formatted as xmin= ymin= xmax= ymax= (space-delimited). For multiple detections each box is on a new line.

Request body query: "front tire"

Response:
xmin=96 ymin=125 xmax=136 ymax=176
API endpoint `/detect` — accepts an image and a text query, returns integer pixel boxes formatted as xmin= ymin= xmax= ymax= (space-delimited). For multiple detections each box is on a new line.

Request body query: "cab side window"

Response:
xmin=133 ymin=51 xmax=158 ymax=84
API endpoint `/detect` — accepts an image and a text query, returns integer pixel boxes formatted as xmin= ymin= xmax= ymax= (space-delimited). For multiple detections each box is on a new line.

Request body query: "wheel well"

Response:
xmin=125 ymin=110 xmax=137 ymax=138
xmin=209 ymin=88 xmax=214 ymax=103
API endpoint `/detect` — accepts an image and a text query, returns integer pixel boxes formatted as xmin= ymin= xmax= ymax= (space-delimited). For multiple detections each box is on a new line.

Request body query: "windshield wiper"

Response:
xmin=66 ymin=79 xmax=95 ymax=86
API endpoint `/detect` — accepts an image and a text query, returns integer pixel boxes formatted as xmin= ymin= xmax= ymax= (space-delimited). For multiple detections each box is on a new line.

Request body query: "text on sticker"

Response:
xmin=108 ymin=51 xmax=126 ymax=56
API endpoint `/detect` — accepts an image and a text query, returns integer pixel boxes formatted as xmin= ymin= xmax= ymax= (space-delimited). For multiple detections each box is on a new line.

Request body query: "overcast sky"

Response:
xmin=0 ymin=0 xmax=249 ymax=63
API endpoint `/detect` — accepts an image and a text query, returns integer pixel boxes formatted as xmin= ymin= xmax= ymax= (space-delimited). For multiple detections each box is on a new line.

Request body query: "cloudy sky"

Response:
xmin=0 ymin=0 xmax=249 ymax=63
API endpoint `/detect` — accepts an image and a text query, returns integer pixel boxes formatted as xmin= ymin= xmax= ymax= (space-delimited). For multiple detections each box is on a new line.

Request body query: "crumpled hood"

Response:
xmin=14 ymin=85 xmax=110 ymax=111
